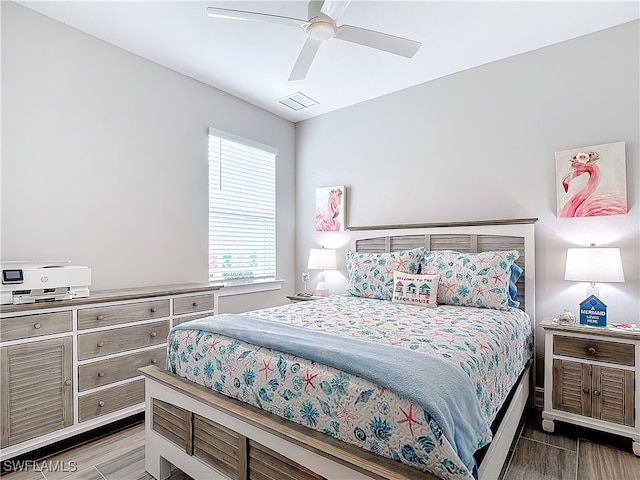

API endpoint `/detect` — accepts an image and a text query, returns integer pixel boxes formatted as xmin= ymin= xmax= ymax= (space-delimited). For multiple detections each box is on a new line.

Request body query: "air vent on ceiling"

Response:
xmin=277 ymin=92 xmax=318 ymax=111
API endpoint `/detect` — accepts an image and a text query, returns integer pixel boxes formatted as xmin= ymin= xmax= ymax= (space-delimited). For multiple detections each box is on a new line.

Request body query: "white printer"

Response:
xmin=1 ymin=261 xmax=91 ymax=305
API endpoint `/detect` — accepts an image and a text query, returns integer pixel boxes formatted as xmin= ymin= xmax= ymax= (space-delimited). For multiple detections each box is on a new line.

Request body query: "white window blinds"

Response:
xmin=208 ymin=128 xmax=277 ymax=283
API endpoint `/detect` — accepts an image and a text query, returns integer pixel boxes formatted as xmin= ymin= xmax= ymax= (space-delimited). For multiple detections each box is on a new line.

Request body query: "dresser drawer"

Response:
xmin=77 ymin=320 xmax=169 ymax=360
xmin=173 ymin=312 xmax=215 ymax=327
xmin=78 ymin=300 xmax=170 ymax=330
xmin=78 ymin=378 xmax=145 ymax=422
xmin=174 ymin=294 xmax=214 ymax=316
xmin=0 ymin=311 xmax=72 ymax=341
xmin=553 ymin=335 xmax=635 ymax=366
xmin=78 ymin=346 xmax=166 ymax=392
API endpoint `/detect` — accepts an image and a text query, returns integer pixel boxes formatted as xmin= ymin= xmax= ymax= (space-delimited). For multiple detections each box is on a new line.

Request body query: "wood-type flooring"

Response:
xmin=2 ymin=409 xmax=638 ymax=480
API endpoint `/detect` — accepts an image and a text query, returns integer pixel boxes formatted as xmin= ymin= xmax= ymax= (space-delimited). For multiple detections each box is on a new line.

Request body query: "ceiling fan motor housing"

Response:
xmin=306 ymin=21 xmax=336 ymax=40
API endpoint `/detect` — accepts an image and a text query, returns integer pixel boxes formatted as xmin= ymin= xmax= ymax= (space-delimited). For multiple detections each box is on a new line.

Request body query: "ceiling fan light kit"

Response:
xmin=306 ymin=21 xmax=336 ymax=41
xmin=206 ymin=0 xmax=422 ymax=81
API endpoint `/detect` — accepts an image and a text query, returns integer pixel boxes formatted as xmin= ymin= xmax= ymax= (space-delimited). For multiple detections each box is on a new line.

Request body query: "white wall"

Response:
xmin=295 ymin=21 xmax=640 ymax=385
xmin=2 ymin=3 xmax=638 ymax=376
xmin=1 ymin=3 xmax=296 ymax=312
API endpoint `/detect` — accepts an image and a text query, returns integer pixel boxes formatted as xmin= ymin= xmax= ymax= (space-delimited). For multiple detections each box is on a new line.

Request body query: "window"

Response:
xmin=208 ymin=128 xmax=277 ymax=283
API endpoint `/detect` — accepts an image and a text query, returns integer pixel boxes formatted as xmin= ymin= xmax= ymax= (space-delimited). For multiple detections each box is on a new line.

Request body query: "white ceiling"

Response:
xmin=14 ymin=1 xmax=640 ymax=123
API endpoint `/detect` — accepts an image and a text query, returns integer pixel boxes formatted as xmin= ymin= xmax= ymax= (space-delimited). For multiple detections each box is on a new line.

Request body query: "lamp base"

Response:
xmin=315 ymin=281 xmax=329 ymax=297
xmin=586 ymin=283 xmax=599 ymax=298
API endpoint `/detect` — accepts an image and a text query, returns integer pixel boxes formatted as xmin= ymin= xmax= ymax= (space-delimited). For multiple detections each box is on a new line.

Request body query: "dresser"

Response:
xmin=0 ymin=283 xmax=221 ymax=460
xmin=540 ymin=317 xmax=639 ymax=456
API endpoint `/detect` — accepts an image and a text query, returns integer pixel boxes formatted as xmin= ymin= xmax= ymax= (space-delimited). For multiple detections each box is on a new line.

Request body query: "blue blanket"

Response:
xmin=172 ymin=314 xmax=491 ymax=473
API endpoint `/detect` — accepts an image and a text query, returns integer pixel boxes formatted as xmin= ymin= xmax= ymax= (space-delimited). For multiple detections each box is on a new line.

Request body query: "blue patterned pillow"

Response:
xmin=508 ymin=263 xmax=523 ymax=308
xmin=346 ymin=248 xmax=424 ymax=300
xmin=420 ymin=250 xmax=520 ymax=310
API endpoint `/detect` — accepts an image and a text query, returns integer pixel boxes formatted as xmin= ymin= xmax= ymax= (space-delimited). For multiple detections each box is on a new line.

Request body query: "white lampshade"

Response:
xmin=307 ymin=248 xmax=338 ymax=271
xmin=564 ymin=247 xmax=625 ymax=283
xmin=307 ymin=248 xmax=337 ymax=297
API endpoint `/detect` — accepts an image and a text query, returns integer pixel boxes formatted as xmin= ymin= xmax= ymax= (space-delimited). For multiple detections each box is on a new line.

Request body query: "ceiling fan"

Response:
xmin=206 ymin=0 xmax=422 ymax=81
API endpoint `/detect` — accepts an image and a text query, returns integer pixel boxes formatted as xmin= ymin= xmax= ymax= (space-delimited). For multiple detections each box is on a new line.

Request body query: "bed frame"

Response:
xmin=141 ymin=219 xmax=536 ymax=480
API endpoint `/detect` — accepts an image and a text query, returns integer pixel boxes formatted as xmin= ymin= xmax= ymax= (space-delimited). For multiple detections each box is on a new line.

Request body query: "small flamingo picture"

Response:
xmin=315 ymin=185 xmax=346 ymax=231
xmin=555 ymin=141 xmax=627 ymax=218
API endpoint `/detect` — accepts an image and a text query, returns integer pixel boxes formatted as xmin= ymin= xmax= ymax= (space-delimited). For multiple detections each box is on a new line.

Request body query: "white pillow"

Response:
xmin=391 ymin=271 xmax=440 ymax=307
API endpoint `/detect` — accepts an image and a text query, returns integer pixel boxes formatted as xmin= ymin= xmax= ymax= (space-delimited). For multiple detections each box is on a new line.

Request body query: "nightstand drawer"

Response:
xmin=553 ymin=335 xmax=635 ymax=366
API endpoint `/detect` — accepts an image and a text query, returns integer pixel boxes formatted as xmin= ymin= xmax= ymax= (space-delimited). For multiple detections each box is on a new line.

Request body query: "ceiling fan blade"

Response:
xmin=307 ymin=0 xmax=324 ymax=20
xmin=206 ymin=7 xmax=307 ymax=28
xmin=289 ymin=37 xmax=322 ymax=81
xmin=335 ymin=25 xmax=421 ymax=58
xmin=320 ymin=0 xmax=351 ymax=21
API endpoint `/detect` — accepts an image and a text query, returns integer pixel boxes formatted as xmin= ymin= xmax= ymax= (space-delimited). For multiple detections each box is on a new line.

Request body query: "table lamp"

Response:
xmin=307 ymin=248 xmax=337 ymax=296
xmin=564 ymin=244 xmax=624 ymax=326
xmin=564 ymin=244 xmax=625 ymax=298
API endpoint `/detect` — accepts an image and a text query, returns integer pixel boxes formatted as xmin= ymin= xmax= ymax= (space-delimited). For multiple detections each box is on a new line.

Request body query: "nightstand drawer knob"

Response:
xmin=34 ymin=323 xmax=41 ymax=329
xmin=97 ymin=342 xmax=105 ymax=347
xmin=588 ymin=347 xmax=596 ymax=355
xmin=192 ymin=302 xmax=198 ymax=307
xmin=150 ymin=307 xmax=157 ymax=313
xmin=98 ymin=401 xmax=105 ymax=407
xmin=593 ymin=390 xmax=600 ymax=397
xmin=98 ymin=372 xmax=105 ymax=377
xmin=150 ymin=331 xmax=157 ymax=338
xmin=582 ymin=388 xmax=590 ymax=394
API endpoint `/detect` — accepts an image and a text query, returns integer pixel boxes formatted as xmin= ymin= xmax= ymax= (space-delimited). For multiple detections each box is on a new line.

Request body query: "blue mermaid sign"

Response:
xmin=579 ymin=295 xmax=607 ymax=327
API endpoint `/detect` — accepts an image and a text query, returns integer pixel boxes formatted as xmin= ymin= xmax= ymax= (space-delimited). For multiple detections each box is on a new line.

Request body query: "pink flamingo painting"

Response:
xmin=315 ymin=187 xmax=344 ymax=231
xmin=558 ymin=150 xmax=627 ymax=218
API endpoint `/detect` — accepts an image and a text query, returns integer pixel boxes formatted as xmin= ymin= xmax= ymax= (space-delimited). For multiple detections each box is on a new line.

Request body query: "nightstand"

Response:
xmin=540 ymin=317 xmax=639 ymax=456
xmin=286 ymin=294 xmax=323 ymax=302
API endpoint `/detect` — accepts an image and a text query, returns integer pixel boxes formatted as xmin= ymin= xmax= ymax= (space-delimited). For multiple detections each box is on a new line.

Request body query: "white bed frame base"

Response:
xmin=145 ymin=375 xmax=374 ymax=480
xmin=143 ymin=362 xmax=530 ymax=480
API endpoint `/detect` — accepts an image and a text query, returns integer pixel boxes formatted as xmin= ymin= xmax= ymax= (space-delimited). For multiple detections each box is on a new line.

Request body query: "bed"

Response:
xmin=141 ymin=219 xmax=536 ymax=480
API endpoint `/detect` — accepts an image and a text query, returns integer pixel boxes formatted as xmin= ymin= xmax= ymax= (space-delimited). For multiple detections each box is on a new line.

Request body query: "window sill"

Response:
xmin=216 ymin=279 xmax=284 ymax=297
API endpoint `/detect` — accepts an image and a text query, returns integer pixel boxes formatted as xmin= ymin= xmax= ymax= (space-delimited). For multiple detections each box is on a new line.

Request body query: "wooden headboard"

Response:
xmin=350 ymin=219 xmax=536 ymax=321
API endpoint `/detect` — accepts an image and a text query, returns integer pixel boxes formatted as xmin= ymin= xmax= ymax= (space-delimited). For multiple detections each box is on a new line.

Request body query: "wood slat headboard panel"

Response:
xmin=355 ymin=233 xmax=526 ymax=311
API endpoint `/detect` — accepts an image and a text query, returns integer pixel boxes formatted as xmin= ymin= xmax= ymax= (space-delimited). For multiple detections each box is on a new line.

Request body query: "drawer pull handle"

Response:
xmin=593 ymin=390 xmax=601 ymax=397
xmin=150 ymin=307 xmax=157 ymax=313
xmin=151 ymin=359 xmax=157 ymax=364
xmin=588 ymin=347 xmax=596 ymax=355
xmin=192 ymin=302 xmax=198 ymax=307
xmin=34 ymin=323 xmax=41 ymax=329
xmin=98 ymin=401 xmax=105 ymax=407
xmin=150 ymin=331 xmax=157 ymax=338
xmin=97 ymin=342 xmax=105 ymax=347
xmin=582 ymin=388 xmax=589 ymax=394
xmin=98 ymin=372 xmax=105 ymax=378
xmin=65 ymin=379 xmax=72 ymax=386
xmin=97 ymin=315 xmax=105 ymax=321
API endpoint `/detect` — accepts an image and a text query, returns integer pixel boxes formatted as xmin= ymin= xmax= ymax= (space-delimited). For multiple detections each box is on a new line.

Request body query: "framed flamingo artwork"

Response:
xmin=315 ymin=185 xmax=346 ymax=231
xmin=555 ymin=141 xmax=627 ymax=218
